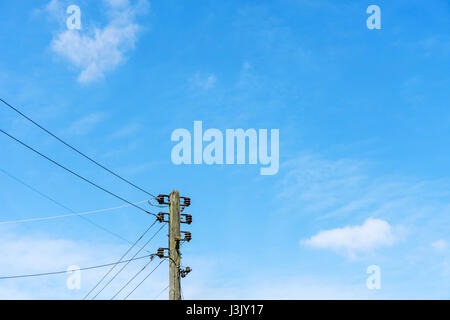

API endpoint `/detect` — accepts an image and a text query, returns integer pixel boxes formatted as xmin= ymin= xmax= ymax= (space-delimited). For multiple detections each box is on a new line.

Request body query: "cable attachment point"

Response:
xmin=181 ymin=197 xmax=191 ymax=207
xmin=156 ymin=248 xmax=169 ymax=259
xmin=156 ymin=212 xmax=169 ymax=223
xmin=180 ymin=267 xmax=192 ymax=278
xmin=181 ymin=214 xmax=192 ymax=224
xmin=181 ymin=231 xmax=192 ymax=242
xmin=156 ymin=194 xmax=169 ymax=205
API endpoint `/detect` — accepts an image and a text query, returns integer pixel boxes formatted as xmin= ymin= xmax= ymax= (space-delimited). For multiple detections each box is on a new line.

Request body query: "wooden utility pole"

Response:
xmin=169 ymin=189 xmax=181 ymax=300
xmin=155 ymin=190 xmax=191 ymax=300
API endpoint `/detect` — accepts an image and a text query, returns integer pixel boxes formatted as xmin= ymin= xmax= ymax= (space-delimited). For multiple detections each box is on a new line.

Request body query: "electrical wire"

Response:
xmin=0 ymin=254 xmax=154 ymax=280
xmin=83 ymin=220 xmax=158 ymax=300
xmin=124 ymin=259 xmax=166 ymax=300
xmin=0 ymin=167 xmax=153 ymax=253
xmin=110 ymin=258 xmax=154 ymax=300
xmin=148 ymin=199 xmax=167 ymax=209
xmin=0 ymin=198 xmax=149 ymax=225
xmin=91 ymin=223 xmax=166 ymax=299
xmin=0 ymin=129 xmax=155 ymax=217
xmin=0 ymin=98 xmax=156 ymax=198
xmin=153 ymin=284 xmax=169 ymax=300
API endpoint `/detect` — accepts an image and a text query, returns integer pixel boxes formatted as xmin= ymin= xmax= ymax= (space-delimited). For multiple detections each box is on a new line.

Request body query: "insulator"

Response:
xmin=157 ymin=212 xmax=168 ymax=222
xmin=156 ymin=248 xmax=165 ymax=258
xmin=180 ymin=266 xmax=192 ymax=278
xmin=185 ymin=214 xmax=192 ymax=224
xmin=156 ymin=194 xmax=165 ymax=204
xmin=183 ymin=232 xmax=192 ymax=242
xmin=183 ymin=197 xmax=191 ymax=207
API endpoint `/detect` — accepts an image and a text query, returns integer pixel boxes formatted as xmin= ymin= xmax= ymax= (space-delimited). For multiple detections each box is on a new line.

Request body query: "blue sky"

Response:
xmin=0 ymin=0 xmax=449 ymax=299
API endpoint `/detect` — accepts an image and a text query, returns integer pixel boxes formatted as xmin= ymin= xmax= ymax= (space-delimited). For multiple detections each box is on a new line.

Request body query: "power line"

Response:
xmin=124 ymin=259 xmax=166 ymax=300
xmin=111 ymin=258 xmax=154 ymax=300
xmin=154 ymin=284 xmax=169 ymax=300
xmin=0 ymin=197 xmax=149 ymax=225
xmin=0 ymin=168 xmax=153 ymax=253
xmin=181 ymin=284 xmax=184 ymax=300
xmin=91 ymin=223 xmax=166 ymax=299
xmin=0 ymin=168 xmax=76 ymax=214
xmin=0 ymin=170 xmax=150 ymax=224
xmin=0 ymin=129 xmax=155 ymax=217
xmin=83 ymin=220 xmax=158 ymax=300
xmin=0 ymin=254 xmax=154 ymax=280
xmin=0 ymin=98 xmax=156 ymax=198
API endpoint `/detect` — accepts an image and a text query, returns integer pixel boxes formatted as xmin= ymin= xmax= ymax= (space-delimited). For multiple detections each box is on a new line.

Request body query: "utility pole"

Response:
xmin=155 ymin=190 xmax=192 ymax=300
xmin=169 ymin=189 xmax=181 ymax=300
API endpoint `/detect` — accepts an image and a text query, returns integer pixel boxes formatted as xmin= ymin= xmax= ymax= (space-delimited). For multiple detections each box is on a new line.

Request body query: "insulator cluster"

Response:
xmin=181 ymin=197 xmax=191 ymax=207
xmin=180 ymin=195 xmax=192 ymax=247
xmin=181 ymin=214 xmax=192 ymax=225
xmin=156 ymin=248 xmax=168 ymax=259
xmin=180 ymin=267 xmax=192 ymax=278
xmin=156 ymin=194 xmax=169 ymax=205
xmin=157 ymin=212 xmax=168 ymax=223
xmin=157 ymin=192 xmax=193 ymax=281
xmin=181 ymin=231 xmax=192 ymax=242
xmin=156 ymin=195 xmax=191 ymax=207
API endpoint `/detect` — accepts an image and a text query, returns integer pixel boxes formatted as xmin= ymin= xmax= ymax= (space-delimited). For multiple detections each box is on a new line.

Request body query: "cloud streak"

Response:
xmin=189 ymin=73 xmax=217 ymax=90
xmin=66 ymin=112 xmax=106 ymax=135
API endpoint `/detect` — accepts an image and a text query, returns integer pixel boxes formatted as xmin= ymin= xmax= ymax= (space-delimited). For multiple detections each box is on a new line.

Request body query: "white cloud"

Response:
xmin=0 ymin=230 xmax=165 ymax=299
xmin=301 ymin=218 xmax=395 ymax=258
xmin=432 ymin=239 xmax=447 ymax=252
xmin=44 ymin=0 xmax=65 ymax=20
xmin=48 ymin=0 xmax=149 ymax=83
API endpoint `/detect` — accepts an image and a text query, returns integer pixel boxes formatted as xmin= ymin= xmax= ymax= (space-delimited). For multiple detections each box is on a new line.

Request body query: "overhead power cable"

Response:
xmin=0 ymin=254 xmax=154 ymax=280
xmin=124 ymin=259 xmax=166 ymax=300
xmin=153 ymin=284 xmax=169 ymax=300
xmin=91 ymin=223 xmax=166 ymax=299
xmin=111 ymin=259 xmax=154 ymax=300
xmin=0 ymin=98 xmax=156 ymax=198
xmin=0 ymin=193 xmax=149 ymax=226
xmin=0 ymin=167 xmax=152 ymax=253
xmin=83 ymin=220 xmax=158 ymax=300
xmin=0 ymin=129 xmax=155 ymax=217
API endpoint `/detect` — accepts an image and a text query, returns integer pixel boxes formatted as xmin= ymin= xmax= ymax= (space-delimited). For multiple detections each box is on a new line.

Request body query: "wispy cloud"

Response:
xmin=47 ymin=0 xmax=149 ymax=83
xmin=278 ymin=153 xmax=450 ymax=260
xmin=432 ymin=239 xmax=448 ymax=252
xmin=43 ymin=0 xmax=65 ymax=21
xmin=189 ymin=73 xmax=217 ymax=90
xmin=66 ymin=112 xmax=106 ymax=135
xmin=109 ymin=123 xmax=142 ymax=139
xmin=278 ymin=154 xmax=450 ymax=224
xmin=301 ymin=218 xmax=396 ymax=258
